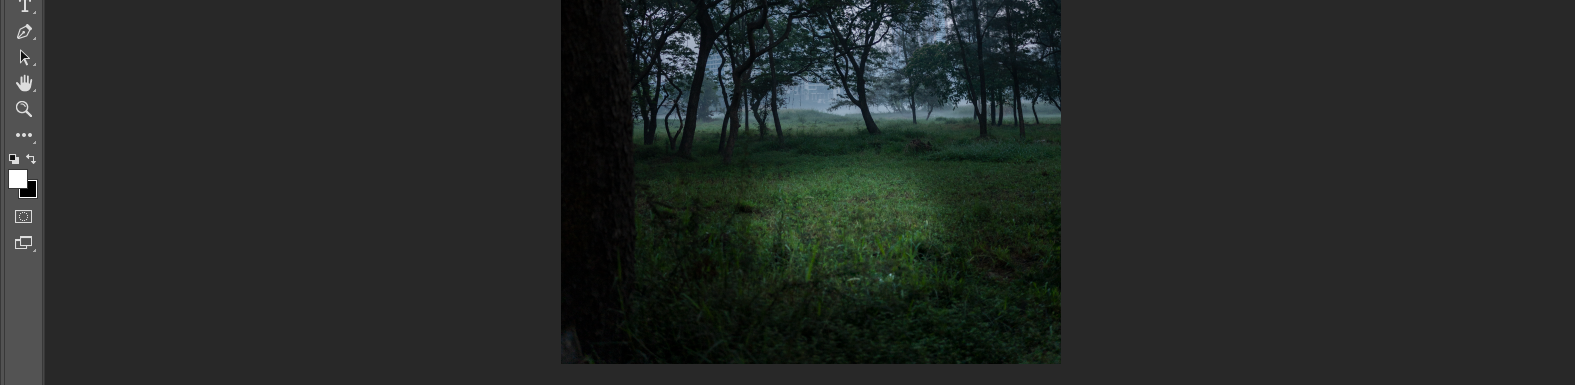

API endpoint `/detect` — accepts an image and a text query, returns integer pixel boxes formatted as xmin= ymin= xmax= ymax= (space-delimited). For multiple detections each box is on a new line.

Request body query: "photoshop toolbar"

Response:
xmin=2 ymin=0 xmax=41 ymax=383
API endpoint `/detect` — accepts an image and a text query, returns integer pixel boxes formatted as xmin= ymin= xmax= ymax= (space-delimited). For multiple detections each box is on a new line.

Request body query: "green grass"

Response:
xmin=619 ymin=113 xmax=1059 ymax=364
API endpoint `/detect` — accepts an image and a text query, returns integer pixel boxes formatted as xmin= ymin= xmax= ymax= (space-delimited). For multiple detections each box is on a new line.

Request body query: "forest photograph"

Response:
xmin=565 ymin=0 xmax=1059 ymax=364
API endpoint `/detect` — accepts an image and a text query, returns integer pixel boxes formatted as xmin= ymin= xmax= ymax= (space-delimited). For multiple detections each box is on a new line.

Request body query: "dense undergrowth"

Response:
xmin=613 ymin=109 xmax=1060 ymax=363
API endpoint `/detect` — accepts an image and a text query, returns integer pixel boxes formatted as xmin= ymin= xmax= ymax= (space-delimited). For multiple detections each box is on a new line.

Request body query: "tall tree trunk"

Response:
xmin=986 ymin=89 xmax=994 ymax=125
xmin=767 ymin=30 xmax=783 ymax=144
xmin=639 ymin=81 xmax=655 ymax=145
xmin=971 ymin=0 xmax=988 ymax=138
xmin=650 ymin=75 xmax=663 ymax=143
xmin=944 ymin=1 xmax=979 ymax=125
xmin=986 ymin=96 xmax=993 ymax=125
xmin=674 ymin=97 xmax=686 ymax=146
xmin=1012 ymin=70 xmax=1024 ymax=137
xmin=742 ymin=85 xmax=750 ymax=139
xmin=1006 ymin=3 xmax=1025 ymax=138
xmin=717 ymin=55 xmax=732 ymax=153
xmin=858 ymin=102 xmax=880 ymax=134
xmin=771 ymin=97 xmax=783 ymax=143
xmin=997 ymin=97 xmax=1004 ymax=126
xmin=754 ymin=92 xmax=769 ymax=138
xmin=854 ymin=72 xmax=881 ymax=134
xmin=906 ymin=49 xmax=918 ymax=124
xmin=723 ymin=70 xmax=749 ymax=163
xmin=1030 ymin=95 xmax=1039 ymax=124
xmin=563 ymin=0 xmax=634 ymax=364
xmin=676 ymin=5 xmax=718 ymax=159
xmin=665 ymin=94 xmax=681 ymax=151
xmin=909 ymin=88 xmax=917 ymax=124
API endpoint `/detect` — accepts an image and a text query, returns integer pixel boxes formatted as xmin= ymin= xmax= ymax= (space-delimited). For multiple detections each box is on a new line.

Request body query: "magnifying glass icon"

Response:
xmin=15 ymin=101 xmax=30 ymax=117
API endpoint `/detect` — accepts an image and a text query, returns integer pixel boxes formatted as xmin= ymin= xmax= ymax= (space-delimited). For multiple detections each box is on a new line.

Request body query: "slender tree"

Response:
xmin=625 ymin=0 xmax=694 ymax=145
xmin=970 ymin=0 xmax=988 ymax=138
xmin=675 ymin=0 xmax=784 ymax=158
xmin=809 ymin=0 xmax=930 ymax=135
xmin=718 ymin=1 xmax=813 ymax=163
xmin=942 ymin=0 xmax=980 ymax=123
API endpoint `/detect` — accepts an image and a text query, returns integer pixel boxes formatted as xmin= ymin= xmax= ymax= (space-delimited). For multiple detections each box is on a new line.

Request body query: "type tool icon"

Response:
xmin=15 ymin=236 xmax=32 ymax=250
xmin=17 ymin=74 xmax=31 ymax=91
xmin=15 ymin=210 xmax=30 ymax=223
xmin=20 ymin=0 xmax=30 ymax=13
xmin=17 ymin=24 xmax=30 ymax=39
xmin=16 ymin=100 xmax=30 ymax=116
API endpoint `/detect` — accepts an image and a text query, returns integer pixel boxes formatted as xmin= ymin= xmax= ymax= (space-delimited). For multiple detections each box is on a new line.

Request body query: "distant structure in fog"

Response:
xmin=780 ymin=83 xmax=836 ymax=110
xmin=698 ymin=53 xmax=838 ymax=111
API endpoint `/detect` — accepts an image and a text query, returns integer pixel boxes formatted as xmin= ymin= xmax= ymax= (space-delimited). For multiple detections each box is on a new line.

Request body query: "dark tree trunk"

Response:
xmin=996 ymin=98 xmax=1003 ymax=126
xmin=717 ymin=56 xmax=732 ymax=153
xmin=906 ymin=50 xmax=918 ymax=124
xmin=988 ymin=95 xmax=996 ymax=125
xmin=676 ymin=4 xmax=718 ymax=159
xmin=1030 ymin=95 xmax=1039 ymax=124
xmin=562 ymin=0 xmax=635 ymax=364
xmin=754 ymin=94 xmax=769 ymax=138
xmin=768 ymin=36 xmax=783 ymax=144
xmin=719 ymin=4 xmax=806 ymax=161
xmin=1006 ymin=3 xmax=1025 ymax=138
xmin=743 ymin=86 xmax=750 ymax=139
xmin=854 ymin=77 xmax=881 ymax=134
xmin=644 ymin=70 xmax=666 ymax=145
xmin=639 ymin=81 xmax=656 ymax=145
xmin=971 ymin=0 xmax=988 ymax=138
xmin=665 ymin=96 xmax=681 ymax=151
xmin=723 ymin=70 xmax=748 ymax=162
xmin=984 ymin=90 xmax=992 ymax=125
xmin=771 ymin=101 xmax=783 ymax=143
xmin=1012 ymin=71 xmax=1024 ymax=137
xmin=944 ymin=2 xmax=979 ymax=125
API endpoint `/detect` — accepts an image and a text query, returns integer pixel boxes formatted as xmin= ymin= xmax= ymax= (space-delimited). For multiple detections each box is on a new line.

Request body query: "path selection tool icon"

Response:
xmin=18 ymin=50 xmax=28 ymax=65
xmin=17 ymin=24 xmax=30 ymax=39
xmin=15 ymin=210 xmax=30 ymax=223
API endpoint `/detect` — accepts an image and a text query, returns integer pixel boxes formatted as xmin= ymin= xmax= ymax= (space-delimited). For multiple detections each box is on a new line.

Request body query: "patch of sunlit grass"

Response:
xmin=620 ymin=117 xmax=1059 ymax=364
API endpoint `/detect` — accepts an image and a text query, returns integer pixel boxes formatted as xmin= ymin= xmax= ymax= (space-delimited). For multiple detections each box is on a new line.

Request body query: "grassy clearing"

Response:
xmin=619 ymin=109 xmax=1059 ymax=363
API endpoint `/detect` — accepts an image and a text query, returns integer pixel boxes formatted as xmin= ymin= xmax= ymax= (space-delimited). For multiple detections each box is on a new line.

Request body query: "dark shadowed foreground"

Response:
xmin=562 ymin=0 xmax=636 ymax=364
